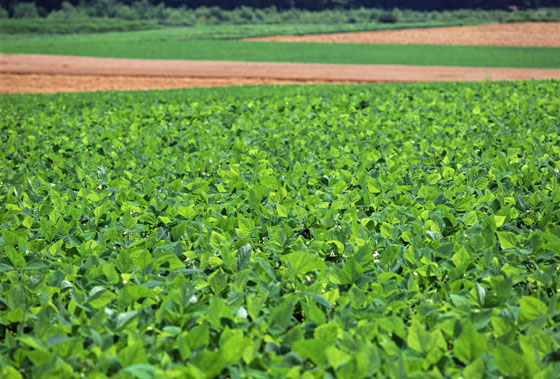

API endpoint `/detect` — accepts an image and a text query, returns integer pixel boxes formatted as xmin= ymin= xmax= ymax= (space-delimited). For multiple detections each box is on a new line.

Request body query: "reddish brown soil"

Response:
xmin=247 ymin=22 xmax=560 ymax=47
xmin=0 ymin=73 xmax=350 ymax=94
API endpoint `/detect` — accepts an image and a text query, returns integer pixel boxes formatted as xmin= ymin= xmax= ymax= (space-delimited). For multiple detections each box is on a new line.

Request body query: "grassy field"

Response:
xmin=1 ymin=80 xmax=559 ymax=377
xmin=2 ymin=32 xmax=559 ymax=68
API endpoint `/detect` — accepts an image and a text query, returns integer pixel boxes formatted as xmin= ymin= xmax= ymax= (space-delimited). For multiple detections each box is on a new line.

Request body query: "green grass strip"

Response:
xmin=1 ymin=36 xmax=559 ymax=68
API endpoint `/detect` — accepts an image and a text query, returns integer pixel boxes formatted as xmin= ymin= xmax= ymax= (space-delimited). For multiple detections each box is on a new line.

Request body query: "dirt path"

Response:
xmin=247 ymin=22 xmax=560 ymax=47
xmin=2 ymin=53 xmax=560 ymax=94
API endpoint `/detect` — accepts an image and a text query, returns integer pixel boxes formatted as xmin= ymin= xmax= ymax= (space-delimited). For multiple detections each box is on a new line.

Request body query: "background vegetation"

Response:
xmin=0 ymin=1 xmax=559 ymax=35
xmin=2 ymin=0 xmax=560 ymax=15
xmin=0 ymin=19 xmax=486 ymax=36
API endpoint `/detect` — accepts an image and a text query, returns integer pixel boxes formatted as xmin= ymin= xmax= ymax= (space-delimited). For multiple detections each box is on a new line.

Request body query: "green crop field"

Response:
xmin=1 ymin=81 xmax=559 ymax=378
xmin=2 ymin=35 xmax=560 ymax=68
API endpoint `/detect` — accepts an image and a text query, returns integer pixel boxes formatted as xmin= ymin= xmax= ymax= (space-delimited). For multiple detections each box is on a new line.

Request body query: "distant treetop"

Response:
xmin=2 ymin=0 xmax=559 ymax=14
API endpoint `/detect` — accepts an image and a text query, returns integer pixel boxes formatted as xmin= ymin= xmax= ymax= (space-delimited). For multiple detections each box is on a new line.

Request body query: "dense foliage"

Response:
xmin=0 ymin=17 xmax=160 ymax=34
xmin=2 ymin=0 xmax=560 ymax=14
xmin=2 ymin=1 xmax=559 ymax=28
xmin=1 ymin=81 xmax=559 ymax=377
xmin=0 ymin=18 xmax=471 ymax=35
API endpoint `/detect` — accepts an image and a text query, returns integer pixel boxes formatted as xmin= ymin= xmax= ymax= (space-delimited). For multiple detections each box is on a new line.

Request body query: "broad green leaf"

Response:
xmin=292 ymin=339 xmax=328 ymax=366
xmin=236 ymin=243 xmax=251 ymax=271
xmin=116 ymin=310 xmax=139 ymax=330
xmin=494 ymin=344 xmax=534 ymax=378
xmin=177 ymin=206 xmax=196 ymax=219
xmin=366 ymin=178 xmax=381 ymax=194
xmin=2 ymin=229 xmax=26 ymax=247
xmin=5 ymin=246 xmax=26 ymax=268
xmin=277 ymin=203 xmax=288 ymax=217
xmin=178 ymin=333 xmax=192 ymax=361
xmin=519 ymin=332 xmax=556 ymax=360
xmin=314 ymin=322 xmax=339 ymax=344
xmin=441 ymin=166 xmax=455 ymax=180
xmin=451 ymin=248 xmax=471 ymax=269
xmin=380 ymin=223 xmax=394 ymax=239
xmin=269 ymin=298 xmax=295 ymax=334
xmin=493 ymin=215 xmax=506 ymax=228
xmin=334 ymin=257 xmax=364 ymax=285
xmin=210 ymin=231 xmax=227 ymax=250
xmin=208 ymin=296 xmax=233 ymax=329
xmin=453 ymin=322 xmax=487 ymax=364
xmin=185 ymin=324 xmax=209 ymax=350
xmin=191 ymin=349 xmax=225 ymax=378
xmin=208 ymin=269 xmax=228 ymax=294
xmin=280 ymin=251 xmax=326 ymax=276
xmin=463 ymin=357 xmax=485 ymax=379
xmin=88 ymin=286 xmax=116 ymax=308
xmin=300 ymin=291 xmax=332 ymax=309
xmin=427 ymin=173 xmax=441 ymax=185
xmin=407 ymin=320 xmax=433 ymax=355
xmin=118 ymin=343 xmax=148 ymax=367
xmin=325 ymin=345 xmax=350 ymax=369
xmin=236 ymin=217 xmax=255 ymax=236
xmin=497 ymin=231 xmax=517 ymax=249
xmin=220 ymin=330 xmax=250 ymax=365
xmin=518 ymin=296 xmax=547 ymax=324
xmin=123 ymin=364 xmax=156 ymax=379
xmin=246 ymin=295 xmax=265 ymax=320
xmin=474 ymin=282 xmax=486 ymax=306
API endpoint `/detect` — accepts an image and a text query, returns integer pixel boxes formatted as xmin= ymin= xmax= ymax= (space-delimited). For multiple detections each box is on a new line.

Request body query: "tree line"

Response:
xmin=2 ymin=0 xmax=559 ymax=14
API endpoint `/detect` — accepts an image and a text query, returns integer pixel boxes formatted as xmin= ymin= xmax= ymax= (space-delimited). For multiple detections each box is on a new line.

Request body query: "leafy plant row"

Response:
xmin=0 ymin=17 xmax=160 ymax=35
xmin=1 ymin=81 xmax=559 ymax=378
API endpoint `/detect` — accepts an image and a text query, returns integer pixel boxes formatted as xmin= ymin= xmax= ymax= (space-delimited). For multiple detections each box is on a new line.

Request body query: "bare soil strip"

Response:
xmin=2 ymin=53 xmax=560 ymax=94
xmin=247 ymin=22 xmax=560 ymax=47
xmin=0 ymin=74 xmax=351 ymax=94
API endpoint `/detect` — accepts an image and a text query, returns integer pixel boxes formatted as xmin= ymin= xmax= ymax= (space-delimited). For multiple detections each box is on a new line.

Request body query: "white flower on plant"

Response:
xmin=237 ymin=307 xmax=248 ymax=318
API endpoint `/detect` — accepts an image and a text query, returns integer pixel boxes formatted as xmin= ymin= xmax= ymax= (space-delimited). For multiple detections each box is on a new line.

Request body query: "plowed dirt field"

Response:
xmin=247 ymin=22 xmax=560 ymax=47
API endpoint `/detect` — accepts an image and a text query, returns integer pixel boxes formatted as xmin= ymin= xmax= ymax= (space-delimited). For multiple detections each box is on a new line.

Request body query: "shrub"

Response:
xmin=0 ymin=6 xmax=8 ymax=18
xmin=12 ymin=2 xmax=39 ymax=19
xmin=114 ymin=5 xmax=140 ymax=21
xmin=162 ymin=7 xmax=195 ymax=27
xmin=47 ymin=2 xmax=84 ymax=19
xmin=0 ymin=17 xmax=159 ymax=34
xmin=238 ymin=6 xmax=256 ymax=22
xmin=378 ymin=11 xmax=398 ymax=23
xmin=503 ymin=11 xmax=532 ymax=23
